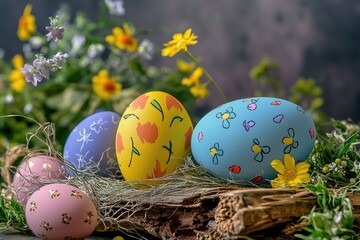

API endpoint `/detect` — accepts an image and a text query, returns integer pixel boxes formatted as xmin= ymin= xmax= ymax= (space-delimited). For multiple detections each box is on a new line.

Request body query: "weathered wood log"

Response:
xmin=96 ymin=187 xmax=360 ymax=239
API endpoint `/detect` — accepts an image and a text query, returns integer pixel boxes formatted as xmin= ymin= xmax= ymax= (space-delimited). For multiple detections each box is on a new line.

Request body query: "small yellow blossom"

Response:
xmin=181 ymin=67 xmax=203 ymax=87
xmin=190 ymin=83 xmax=209 ymax=99
xmin=92 ymin=70 xmax=122 ymax=100
xmin=270 ymin=154 xmax=310 ymax=188
xmin=113 ymin=236 xmax=124 ymax=240
xmin=9 ymin=55 xmax=26 ymax=92
xmin=177 ymin=59 xmax=195 ymax=73
xmin=105 ymin=23 xmax=138 ymax=52
xmin=17 ymin=4 xmax=36 ymax=41
xmin=162 ymin=28 xmax=198 ymax=57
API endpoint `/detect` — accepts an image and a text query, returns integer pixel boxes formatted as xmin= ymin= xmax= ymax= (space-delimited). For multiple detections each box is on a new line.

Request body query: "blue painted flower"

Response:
xmin=209 ymin=143 xmax=224 ymax=165
xmin=216 ymin=107 xmax=236 ymax=129
xmin=282 ymin=128 xmax=299 ymax=154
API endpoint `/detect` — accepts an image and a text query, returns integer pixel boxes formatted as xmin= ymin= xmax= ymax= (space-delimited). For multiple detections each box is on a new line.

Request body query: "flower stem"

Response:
xmin=185 ymin=51 xmax=228 ymax=102
xmin=87 ymin=97 xmax=100 ymax=115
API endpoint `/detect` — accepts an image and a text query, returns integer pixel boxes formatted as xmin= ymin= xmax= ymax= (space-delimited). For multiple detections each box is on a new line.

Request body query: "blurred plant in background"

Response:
xmin=0 ymin=3 xmax=359 ymax=238
xmin=0 ymin=2 xmax=202 ymax=153
xmin=0 ymin=1 xmax=335 ymax=157
xmin=249 ymin=57 xmax=328 ymax=127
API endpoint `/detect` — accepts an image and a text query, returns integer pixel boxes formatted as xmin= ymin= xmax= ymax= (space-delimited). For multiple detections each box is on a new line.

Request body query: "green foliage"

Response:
xmin=308 ymin=119 xmax=360 ymax=189
xmin=249 ymin=57 xmax=283 ymax=97
xmin=0 ymin=3 xmax=199 ymax=153
xmin=0 ymin=193 xmax=29 ymax=232
xmin=295 ymin=179 xmax=358 ymax=239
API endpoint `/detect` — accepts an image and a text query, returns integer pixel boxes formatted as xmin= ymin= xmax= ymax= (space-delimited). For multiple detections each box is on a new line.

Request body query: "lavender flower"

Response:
xmin=70 ymin=35 xmax=86 ymax=56
xmin=45 ymin=16 xmax=66 ymax=42
xmin=138 ymin=39 xmax=154 ymax=60
xmin=21 ymin=52 xmax=69 ymax=87
xmin=20 ymin=63 xmax=43 ymax=86
xmin=88 ymin=44 xmax=105 ymax=59
xmin=33 ymin=55 xmax=50 ymax=78
xmin=104 ymin=0 xmax=125 ymax=16
xmin=24 ymin=103 xmax=33 ymax=113
xmin=5 ymin=94 xmax=14 ymax=104
xmin=51 ymin=52 xmax=69 ymax=69
xmin=20 ymin=16 xmax=69 ymax=87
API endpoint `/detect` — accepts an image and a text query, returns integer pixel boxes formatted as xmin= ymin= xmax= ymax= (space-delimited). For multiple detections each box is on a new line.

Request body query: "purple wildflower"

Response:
xmin=47 ymin=52 xmax=69 ymax=71
xmin=20 ymin=63 xmax=43 ymax=86
xmin=138 ymin=39 xmax=154 ymax=60
xmin=33 ymin=55 xmax=50 ymax=78
xmin=104 ymin=0 xmax=125 ymax=16
xmin=45 ymin=16 xmax=66 ymax=42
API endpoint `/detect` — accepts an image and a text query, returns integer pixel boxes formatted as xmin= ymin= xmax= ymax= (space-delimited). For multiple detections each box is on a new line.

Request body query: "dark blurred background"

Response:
xmin=0 ymin=0 xmax=359 ymax=122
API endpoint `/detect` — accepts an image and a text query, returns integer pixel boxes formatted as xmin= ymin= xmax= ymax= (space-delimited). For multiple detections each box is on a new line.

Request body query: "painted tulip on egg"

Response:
xmin=115 ymin=91 xmax=193 ymax=185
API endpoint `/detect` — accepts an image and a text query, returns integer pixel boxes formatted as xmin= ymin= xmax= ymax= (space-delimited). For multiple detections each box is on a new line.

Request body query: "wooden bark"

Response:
xmin=95 ymin=188 xmax=360 ymax=239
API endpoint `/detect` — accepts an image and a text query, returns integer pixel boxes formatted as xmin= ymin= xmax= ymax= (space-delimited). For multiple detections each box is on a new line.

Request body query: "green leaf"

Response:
xmin=339 ymin=132 xmax=359 ymax=157
xmin=150 ymin=99 xmax=164 ymax=121
xmin=123 ymin=114 xmax=139 ymax=120
xmin=306 ymin=184 xmax=318 ymax=194
xmin=129 ymin=58 xmax=146 ymax=76
xmin=170 ymin=116 xmax=183 ymax=127
xmin=133 ymin=146 xmax=140 ymax=156
xmin=310 ymin=97 xmax=324 ymax=110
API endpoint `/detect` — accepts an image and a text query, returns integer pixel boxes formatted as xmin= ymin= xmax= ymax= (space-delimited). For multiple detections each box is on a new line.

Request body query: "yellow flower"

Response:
xmin=9 ymin=55 xmax=26 ymax=92
xmin=162 ymin=28 xmax=198 ymax=57
xmin=17 ymin=4 xmax=36 ymax=41
xmin=113 ymin=237 xmax=124 ymax=240
xmin=92 ymin=70 xmax=122 ymax=100
xmin=270 ymin=154 xmax=311 ymax=188
xmin=105 ymin=23 xmax=138 ymax=52
xmin=181 ymin=67 xmax=203 ymax=87
xmin=190 ymin=83 xmax=209 ymax=99
xmin=177 ymin=59 xmax=195 ymax=73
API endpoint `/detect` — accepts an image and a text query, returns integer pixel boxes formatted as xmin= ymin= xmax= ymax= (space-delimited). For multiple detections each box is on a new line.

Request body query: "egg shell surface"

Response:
xmin=191 ymin=97 xmax=316 ymax=183
xmin=11 ymin=155 xmax=66 ymax=207
xmin=63 ymin=111 xmax=121 ymax=176
xmin=25 ymin=183 xmax=98 ymax=240
xmin=116 ymin=91 xmax=193 ymax=182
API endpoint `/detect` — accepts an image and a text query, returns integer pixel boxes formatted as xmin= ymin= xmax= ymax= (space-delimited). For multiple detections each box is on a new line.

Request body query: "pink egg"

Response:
xmin=25 ymin=183 xmax=98 ymax=240
xmin=11 ymin=155 xmax=66 ymax=207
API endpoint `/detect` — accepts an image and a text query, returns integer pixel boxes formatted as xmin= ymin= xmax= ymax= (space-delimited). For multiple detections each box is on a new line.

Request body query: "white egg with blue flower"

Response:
xmin=63 ymin=111 xmax=121 ymax=176
xmin=191 ymin=97 xmax=316 ymax=184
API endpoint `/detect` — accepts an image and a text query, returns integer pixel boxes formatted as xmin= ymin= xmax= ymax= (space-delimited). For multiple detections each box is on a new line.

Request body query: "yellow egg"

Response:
xmin=116 ymin=91 xmax=193 ymax=183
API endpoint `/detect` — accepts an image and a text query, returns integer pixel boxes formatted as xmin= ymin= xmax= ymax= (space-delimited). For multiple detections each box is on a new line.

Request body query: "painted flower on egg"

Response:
xmin=116 ymin=91 xmax=193 ymax=182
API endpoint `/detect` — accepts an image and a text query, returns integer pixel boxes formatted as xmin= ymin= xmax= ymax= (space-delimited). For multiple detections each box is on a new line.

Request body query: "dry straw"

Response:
xmin=1 ymin=115 xmax=262 ymax=237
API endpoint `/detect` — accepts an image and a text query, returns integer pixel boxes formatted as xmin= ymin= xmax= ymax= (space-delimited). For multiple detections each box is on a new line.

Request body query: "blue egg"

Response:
xmin=63 ymin=111 xmax=121 ymax=176
xmin=191 ymin=97 xmax=316 ymax=183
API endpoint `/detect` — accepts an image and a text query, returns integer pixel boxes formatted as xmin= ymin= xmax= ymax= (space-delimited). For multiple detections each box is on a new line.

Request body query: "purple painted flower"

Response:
xmin=45 ymin=16 xmax=66 ymax=42
xmin=20 ymin=63 xmax=43 ymax=86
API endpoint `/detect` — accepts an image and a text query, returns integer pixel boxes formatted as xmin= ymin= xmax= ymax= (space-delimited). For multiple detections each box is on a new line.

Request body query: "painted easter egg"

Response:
xmin=115 ymin=91 xmax=193 ymax=183
xmin=191 ymin=97 xmax=316 ymax=183
xmin=11 ymin=155 xmax=66 ymax=207
xmin=25 ymin=183 xmax=98 ymax=240
xmin=63 ymin=111 xmax=121 ymax=176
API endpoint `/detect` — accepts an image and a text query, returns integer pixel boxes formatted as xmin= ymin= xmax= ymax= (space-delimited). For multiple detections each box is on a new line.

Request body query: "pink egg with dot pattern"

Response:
xmin=11 ymin=155 xmax=66 ymax=207
xmin=25 ymin=183 xmax=98 ymax=240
